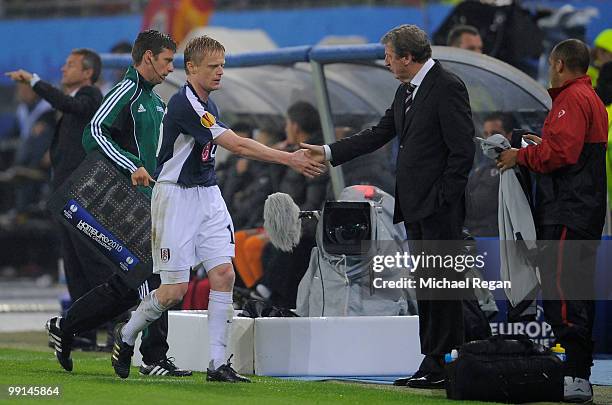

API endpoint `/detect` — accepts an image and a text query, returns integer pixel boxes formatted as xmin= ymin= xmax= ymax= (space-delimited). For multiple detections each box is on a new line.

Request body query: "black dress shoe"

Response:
xmin=406 ymin=372 xmax=445 ymax=389
xmin=393 ymin=369 xmax=427 ymax=386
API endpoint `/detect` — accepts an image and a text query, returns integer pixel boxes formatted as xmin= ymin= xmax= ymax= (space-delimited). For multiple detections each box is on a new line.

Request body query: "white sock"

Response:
xmin=208 ymin=290 xmax=233 ymax=369
xmin=121 ymin=290 xmax=166 ymax=346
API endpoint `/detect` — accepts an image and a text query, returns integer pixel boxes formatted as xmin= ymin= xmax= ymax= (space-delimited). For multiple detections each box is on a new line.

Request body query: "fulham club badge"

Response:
xmin=160 ymin=248 xmax=170 ymax=263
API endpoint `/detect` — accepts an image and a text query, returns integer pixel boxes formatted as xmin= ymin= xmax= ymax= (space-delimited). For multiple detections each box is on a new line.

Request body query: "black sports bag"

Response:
xmin=445 ymin=334 xmax=563 ymax=403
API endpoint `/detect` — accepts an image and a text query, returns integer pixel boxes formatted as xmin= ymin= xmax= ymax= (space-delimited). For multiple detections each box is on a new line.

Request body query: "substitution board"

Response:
xmin=48 ymin=151 xmax=152 ymax=289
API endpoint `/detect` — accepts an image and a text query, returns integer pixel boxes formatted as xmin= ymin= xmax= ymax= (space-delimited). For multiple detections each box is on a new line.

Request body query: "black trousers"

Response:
xmin=62 ymin=270 xmax=169 ymax=364
xmin=404 ymin=202 xmax=466 ymax=366
xmin=538 ymin=225 xmax=597 ymax=379
xmin=59 ymin=222 xmax=116 ymax=341
xmin=59 ymin=224 xmax=112 ymax=301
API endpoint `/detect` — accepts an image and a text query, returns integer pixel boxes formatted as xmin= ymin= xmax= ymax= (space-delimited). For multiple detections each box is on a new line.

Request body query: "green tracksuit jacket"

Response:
xmin=83 ymin=66 xmax=165 ymax=196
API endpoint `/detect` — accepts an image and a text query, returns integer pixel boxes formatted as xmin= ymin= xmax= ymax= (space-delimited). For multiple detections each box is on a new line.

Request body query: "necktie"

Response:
xmin=404 ymin=83 xmax=417 ymax=115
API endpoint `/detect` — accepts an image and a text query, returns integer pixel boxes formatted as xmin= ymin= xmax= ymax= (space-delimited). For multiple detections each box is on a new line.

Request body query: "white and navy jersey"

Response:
xmin=154 ymin=82 xmax=228 ymax=187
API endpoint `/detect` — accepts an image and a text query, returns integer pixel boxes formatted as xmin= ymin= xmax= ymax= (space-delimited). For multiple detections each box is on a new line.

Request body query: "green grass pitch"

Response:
xmin=1 ymin=332 xmax=610 ymax=404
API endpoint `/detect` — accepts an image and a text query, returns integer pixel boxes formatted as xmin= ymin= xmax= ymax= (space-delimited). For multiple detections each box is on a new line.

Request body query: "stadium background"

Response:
xmin=0 ymin=1 xmax=611 ymax=403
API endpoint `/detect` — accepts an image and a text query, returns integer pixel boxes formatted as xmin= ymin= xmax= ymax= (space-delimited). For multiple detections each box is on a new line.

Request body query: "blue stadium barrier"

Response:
xmin=103 ymin=45 xmax=313 ymax=70
xmin=101 ymin=44 xmax=389 ymax=69
xmin=309 ymin=44 xmax=384 ymax=63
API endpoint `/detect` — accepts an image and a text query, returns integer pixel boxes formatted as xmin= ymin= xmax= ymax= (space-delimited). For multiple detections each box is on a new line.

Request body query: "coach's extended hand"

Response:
xmin=299 ymin=143 xmax=326 ymax=164
xmin=288 ymin=149 xmax=327 ymax=179
xmin=131 ymin=167 xmax=155 ymax=187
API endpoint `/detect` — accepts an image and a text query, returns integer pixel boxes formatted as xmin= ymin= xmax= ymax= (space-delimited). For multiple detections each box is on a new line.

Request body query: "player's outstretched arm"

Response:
xmin=215 ymin=130 xmax=326 ymax=178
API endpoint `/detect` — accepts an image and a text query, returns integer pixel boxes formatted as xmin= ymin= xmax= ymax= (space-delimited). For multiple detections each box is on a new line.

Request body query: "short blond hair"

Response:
xmin=184 ymin=36 xmax=225 ymax=73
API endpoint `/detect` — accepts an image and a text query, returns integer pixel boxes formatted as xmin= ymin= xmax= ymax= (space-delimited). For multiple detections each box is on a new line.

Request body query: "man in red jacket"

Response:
xmin=498 ymin=39 xmax=608 ymax=403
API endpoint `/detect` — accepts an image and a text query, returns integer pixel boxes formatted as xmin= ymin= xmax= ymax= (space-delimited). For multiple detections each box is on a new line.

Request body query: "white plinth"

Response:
xmin=133 ymin=310 xmax=254 ymax=374
xmin=133 ymin=312 xmax=422 ymax=377
xmin=254 ymin=316 xmax=422 ymax=376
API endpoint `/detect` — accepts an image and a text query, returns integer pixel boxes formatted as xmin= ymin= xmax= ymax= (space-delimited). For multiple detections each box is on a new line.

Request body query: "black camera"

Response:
xmin=322 ymin=201 xmax=373 ymax=256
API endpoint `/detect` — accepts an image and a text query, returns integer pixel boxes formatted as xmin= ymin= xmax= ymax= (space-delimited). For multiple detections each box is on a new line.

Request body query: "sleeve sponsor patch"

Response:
xmin=200 ymin=111 xmax=216 ymax=128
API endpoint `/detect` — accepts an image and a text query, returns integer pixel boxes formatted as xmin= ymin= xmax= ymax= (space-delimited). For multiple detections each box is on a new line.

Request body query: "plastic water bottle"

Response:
xmin=444 ymin=349 xmax=459 ymax=364
xmin=551 ymin=343 xmax=566 ymax=362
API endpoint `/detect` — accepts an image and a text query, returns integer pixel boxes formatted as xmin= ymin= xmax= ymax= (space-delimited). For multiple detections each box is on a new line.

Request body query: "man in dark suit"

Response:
xmin=302 ymin=24 xmax=475 ymax=388
xmin=7 ymin=49 xmax=109 ymax=347
xmin=8 ymin=50 xmax=119 ymax=347
xmin=8 ymin=49 xmax=103 ymax=191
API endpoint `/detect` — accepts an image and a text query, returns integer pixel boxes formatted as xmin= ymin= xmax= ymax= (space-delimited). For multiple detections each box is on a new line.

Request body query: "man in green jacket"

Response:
xmin=82 ymin=32 xmax=173 ymax=195
xmin=47 ymin=30 xmax=191 ymax=378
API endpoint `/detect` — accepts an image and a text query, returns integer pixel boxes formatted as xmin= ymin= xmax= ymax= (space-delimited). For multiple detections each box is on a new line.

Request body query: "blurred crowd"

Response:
xmin=0 ymin=0 xmax=452 ymax=19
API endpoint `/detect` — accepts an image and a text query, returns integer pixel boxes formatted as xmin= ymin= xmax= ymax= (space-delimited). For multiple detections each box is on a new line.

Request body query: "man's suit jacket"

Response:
xmin=33 ymin=81 xmax=102 ymax=190
xmin=329 ymin=61 xmax=475 ymax=224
